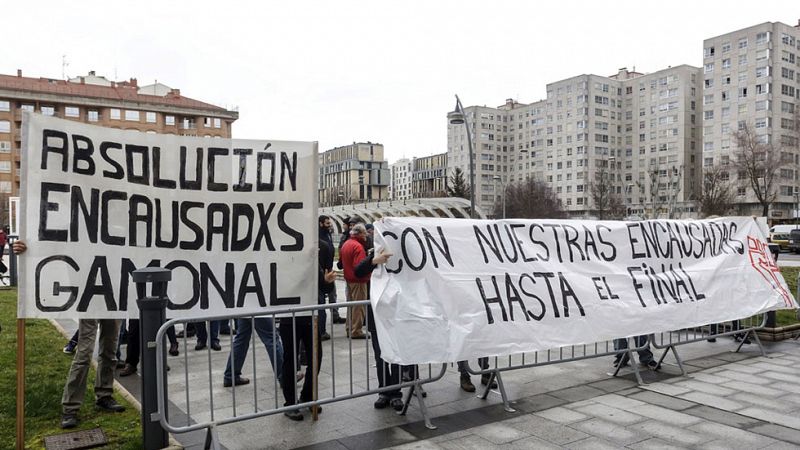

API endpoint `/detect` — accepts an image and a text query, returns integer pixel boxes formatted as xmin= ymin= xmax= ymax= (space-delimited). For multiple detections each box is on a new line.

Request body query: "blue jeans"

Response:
xmin=196 ymin=320 xmax=221 ymax=345
xmin=224 ymin=318 xmax=284 ymax=384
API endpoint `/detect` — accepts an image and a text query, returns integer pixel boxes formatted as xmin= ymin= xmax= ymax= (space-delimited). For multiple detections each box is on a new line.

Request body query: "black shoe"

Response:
xmin=374 ymin=396 xmax=390 ymax=409
xmin=707 ymin=338 xmax=717 ymax=342
xmin=390 ymin=398 xmax=404 ymax=411
xmin=320 ymin=332 xmax=331 ymax=341
xmin=168 ymin=343 xmax=179 ymax=356
xmin=333 ymin=316 xmax=347 ymax=325
xmin=481 ymin=374 xmax=498 ymax=389
xmin=61 ymin=413 xmax=79 ymax=429
xmin=115 ymin=361 xmax=127 ymax=369
xmin=96 ymin=397 xmax=125 ymax=413
xmin=460 ymin=376 xmax=476 ymax=393
xmin=211 ymin=341 xmax=222 ymax=351
xmin=195 ymin=342 xmax=207 ymax=351
xmin=306 ymin=405 xmax=322 ymax=413
xmin=223 ymin=377 xmax=250 ymax=387
xmin=284 ymin=410 xmax=303 ymax=421
xmin=643 ymin=360 xmax=660 ymax=371
xmin=119 ymin=363 xmax=137 ymax=377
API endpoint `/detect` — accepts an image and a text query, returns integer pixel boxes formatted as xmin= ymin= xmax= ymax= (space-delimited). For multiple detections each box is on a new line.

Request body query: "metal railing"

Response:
xmin=462 ymin=336 xmax=654 ymax=412
xmin=151 ymin=301 xmax=447 ymax=449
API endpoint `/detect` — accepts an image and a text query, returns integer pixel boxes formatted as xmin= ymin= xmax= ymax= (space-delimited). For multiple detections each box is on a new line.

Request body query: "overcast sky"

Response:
xmin=5 ymin=1 xmax=799 ymax=163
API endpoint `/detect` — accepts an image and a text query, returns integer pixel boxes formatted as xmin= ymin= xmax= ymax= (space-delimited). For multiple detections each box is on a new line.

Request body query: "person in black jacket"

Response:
xmin=318 ymin=216 xmax=343 ymax=336
xmin=353 ymin=248 xmax=405 ymax=410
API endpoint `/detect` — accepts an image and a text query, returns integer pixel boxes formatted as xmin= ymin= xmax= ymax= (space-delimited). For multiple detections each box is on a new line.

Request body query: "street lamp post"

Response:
xmin=493 ymin=175 xmax=506 ymax=219
xmin=448 ymin=95 xmax=475 ymax=219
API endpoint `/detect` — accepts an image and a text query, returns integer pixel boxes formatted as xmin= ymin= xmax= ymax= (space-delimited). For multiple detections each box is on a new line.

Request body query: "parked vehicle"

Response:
xmin=788 ymin=229 xmax=800 ymax=253
xmin=771 ymin=233 xmax=790 ymax=251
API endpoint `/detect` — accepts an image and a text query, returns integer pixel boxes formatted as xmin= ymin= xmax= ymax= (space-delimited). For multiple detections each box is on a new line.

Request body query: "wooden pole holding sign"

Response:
xmin=16 ymin=318 xmax=25 ymax=450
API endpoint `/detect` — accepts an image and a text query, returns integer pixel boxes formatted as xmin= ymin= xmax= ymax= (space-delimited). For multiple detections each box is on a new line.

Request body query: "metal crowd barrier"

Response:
xmin=650 ymin=315 xmax=767 ymax=376
xmin=152 ymin=300 xmax=447 ymax=449
xmin=463 ymin=336 xmax=654 ymax=412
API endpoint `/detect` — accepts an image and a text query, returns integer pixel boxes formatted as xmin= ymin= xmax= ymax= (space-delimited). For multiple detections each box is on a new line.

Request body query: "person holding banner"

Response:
xmin=340 ymin=224 xmax=370 ymax=339
xmin=14 ymin=240 xmax=126 ymax=429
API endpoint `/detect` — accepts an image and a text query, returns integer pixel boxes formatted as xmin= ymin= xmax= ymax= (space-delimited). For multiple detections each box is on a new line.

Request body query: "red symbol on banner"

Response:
xmin=747 ymin=236 xmax=794 ymax=307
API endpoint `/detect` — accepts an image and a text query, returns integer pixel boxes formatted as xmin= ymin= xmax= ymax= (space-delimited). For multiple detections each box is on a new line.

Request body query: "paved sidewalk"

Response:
xmin=55 ymin=305 xmax=800 ymax=450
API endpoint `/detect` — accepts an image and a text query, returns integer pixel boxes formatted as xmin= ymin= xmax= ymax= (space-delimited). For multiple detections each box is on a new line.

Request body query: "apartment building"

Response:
xmin=389 ymin=158 xmax=413 ymax=200
xmin=318 ymin=142 xmax=390 ymax=207
xmin=448 ymin=67 xmax=702 ymax=218
xmin=0 ymin=70 xmax=238 ymax=198
xmin=702 ymin=21 xmax=800 ymax=219
xmin=412 ymin=152 xmax=448 ymax=198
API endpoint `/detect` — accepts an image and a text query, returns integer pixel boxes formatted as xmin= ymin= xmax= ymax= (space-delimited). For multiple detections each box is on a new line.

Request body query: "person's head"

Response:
xmin=342 ymin=217 xmax=352 ymax=230
xmin=350 ymin=223 xmax=367 ymax=240
xmin=318 ymin=215 xmax=332 ymax=231
xmin=365 ymin=223 xmax=374 ymax=236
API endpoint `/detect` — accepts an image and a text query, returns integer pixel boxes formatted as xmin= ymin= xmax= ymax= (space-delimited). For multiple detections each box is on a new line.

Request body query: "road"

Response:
xmin=778 ymin=250 xmax=800 ymax=267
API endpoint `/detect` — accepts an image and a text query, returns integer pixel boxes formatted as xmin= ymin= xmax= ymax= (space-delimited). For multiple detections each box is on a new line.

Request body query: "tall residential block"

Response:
xmin=448 ymin=67 xmax=702 ymax=218
xmin=412 ymin=152 xmax=448 ymax=198
xmin=702 ymin=21 xmax=800 ymax=219
xmin=389 ymin=158 xmax=413 ymax=200
xmin=0 ymin=70 xmax=238 ymax=198
xmin=318 ymin=142 xmax=389 ymax=207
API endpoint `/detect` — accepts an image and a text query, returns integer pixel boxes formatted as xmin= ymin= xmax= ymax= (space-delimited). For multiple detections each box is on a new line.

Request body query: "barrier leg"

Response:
xmin=400 ymin=382 xmax=436 ymax=430
xmin=749 ymin=330 xmax=767 ymax=357
xmin=203 ymin=424 xmax=221 ymax=450
xmin=627 ymin=338 xmax=645 ymax=385
xmin=666 ymin=345 xmax=687 ymax=376
xmin=493 ymin=371 xmax=516 ymax=413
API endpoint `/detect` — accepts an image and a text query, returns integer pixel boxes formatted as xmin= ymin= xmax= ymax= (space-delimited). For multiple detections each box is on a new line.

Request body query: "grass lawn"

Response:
xmin=778 ymin=266 xmax=800 ymax=327
xmin=0 ymin=289 xmax=142 ymax=449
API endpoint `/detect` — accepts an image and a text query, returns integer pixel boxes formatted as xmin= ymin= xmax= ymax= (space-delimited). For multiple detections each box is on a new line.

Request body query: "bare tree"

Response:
xmin=636 ymin=163 xmax=683 ymax=219
xmin=733 ymin=122 xmax=781 ymax=217
xmin=501 ymin=178 xmax=567 ymax=219
xmin=589 ymin=166 xmax=625 ymax=220
xmin=696 ymin=165 xmax=734 ymax=218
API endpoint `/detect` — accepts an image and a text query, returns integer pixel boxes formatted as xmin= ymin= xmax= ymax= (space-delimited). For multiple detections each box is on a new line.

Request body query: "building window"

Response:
xmin=0 ymin=101 xmax=9 ymax=112
xmin=20 ymin=104 xmax=34 ymax=112
xmin=165 ymin=115 xmax=175 ymax=126
xmin=124 ymin=110 xmax=140 ymax=121
xmin=756 ymin=31 xmax=769 ymax=45
xmin=738 ymin=38 xmax=748 ymax=49
xmin=0 ymin=182 xmax=10 ymax=193
xmin=88 ymin=110 xmax=99 ymax=122
xmin=0 ymin=161 xmax=9 ymax=173
xmin=110 ymin=109 xmax=121 ymax=120
xmin=0 ymin=141 xmax=9 ymax=152
xmin=146 ymin=112 xmax=156 ymax=123
xmin=0 ymin=121 xmax=9 ymax=133
xmin=41 ymin=106 xmax=55 ymax=116
xmin=214 ymin=118 xmax=221 ymax=129
xmin=65 ymin=106 xmax=80 ymax=118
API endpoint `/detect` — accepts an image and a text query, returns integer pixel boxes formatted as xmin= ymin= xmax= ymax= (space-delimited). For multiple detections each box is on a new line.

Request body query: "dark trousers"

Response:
xmin=125 ymin=319 xmax=176 ymax=368
xmin=280 ymin=317 xmax=321 ymax=405
xmin=367 ymin=306 xmax=401 ymax=398
xmin=613 ymin=336 xmax=654 ymax=364
xmin=196 ymin=320 xmax=221 ymax=345
xmin=457 ymin=358 xmax=488 ymax=375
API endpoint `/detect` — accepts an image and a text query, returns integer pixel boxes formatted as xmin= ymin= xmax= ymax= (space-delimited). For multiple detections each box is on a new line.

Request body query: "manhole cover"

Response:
xmin=44 ymin=428 xmax=107 ymax=450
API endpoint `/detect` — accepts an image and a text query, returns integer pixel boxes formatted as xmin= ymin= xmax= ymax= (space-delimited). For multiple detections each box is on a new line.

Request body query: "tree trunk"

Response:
xmin=763 ymin=203 xmax=769 ymax=218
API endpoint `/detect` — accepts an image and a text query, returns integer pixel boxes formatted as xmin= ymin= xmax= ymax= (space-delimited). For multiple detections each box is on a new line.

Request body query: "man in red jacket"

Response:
xmin=339 ymin=223 xmax=369 ymax=339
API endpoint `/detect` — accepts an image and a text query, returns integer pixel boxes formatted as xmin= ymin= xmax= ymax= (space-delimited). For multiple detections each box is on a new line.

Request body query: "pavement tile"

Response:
xmin=737 ymin=407 xmax=800 ymax=429
xmin=749 ymin=424 xmax=800 ymax=446
xmin=628 ymin=391 xmax=696 ymax=411
xmin=677 ymin=391 xmax=745 ymax=412
xmin=496 ymin=435 xmax=561 ymax=450
xmin=469 ymin=423 xmax=530 ymax=445
xmin=641 ymin=383 xmax=691 ymax=397
xmin=511 ymin=393 xmax=566 ymax=413
xmin=730 ymin=393 xmax=797 ymax=412
xmin=723 ymin=364 xmax=766 ymax=375
xmin=616 ymin=387 xmax=643 ymax=396
xmin=747 ymin=362 xmax=798 ymax=374
xmin=389 ymin=440 xmax=445 ymax=450
xmin=688 ymin=421 xmax=777 ymax=448
xmin=573 ymin=403 xmax=647 ymax=425
xmin=760 ymin=370 xmax=800 ymax=384
xmin=682 ymin=405 xmax=763 ymax=429
xmin=505 ymin=414 xmax=590 ymax=445
xmin=587 ymin=377 xmax=638 ymax=393
xmin=682 ymin=357 xmax=729 ymax=369
xmin=427 ymin=430 xmax=473 ymax=444
xmin=533 ymin=406 xmax=589 ymax=424
xmin=713 ymin=369 xmax=773 ymax=385
xmin=689 ymin=372 xmax=732 ymax=384
xmin=570 ymin=418 xmax=651 ymax=446
xmin=626 ymin=437 xmax=690 ymax=450
xmin=629 ymin=403 xmax=704 ymax=426
xmin=591 ymin=393 xmax=646 ymax=410
xmin=759 ymin=442 xmax=800 ymax=450
xmin=549 ymin=385 xmax=607 ymax=403
xmin=437 ymin=435 xmax=496 ymax=450
xmin=564 ymin=436 xmax=623 ymax=450
xmin=627 ymin=420 xmax=712 ymax=446
xmin=721 ymin=380 xmax=784 ymax=397
xmin=673 ymin=380 xmax=736 ymax=396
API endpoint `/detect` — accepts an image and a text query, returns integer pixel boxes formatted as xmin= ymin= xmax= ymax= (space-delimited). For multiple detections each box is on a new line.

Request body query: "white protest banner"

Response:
xmin=371 ymin=217 xmax=798 ymax=364
xmin=18 ymin=112 xmax=318 ymax=319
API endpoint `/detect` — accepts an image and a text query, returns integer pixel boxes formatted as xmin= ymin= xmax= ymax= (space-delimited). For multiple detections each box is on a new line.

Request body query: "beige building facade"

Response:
xmin=318 ymin=142 xmax=390 ymax=207
xmin=389 ymin=158 xmax=413 ymax=200
xmin=412 ymin=152 xmax=448 ymax=198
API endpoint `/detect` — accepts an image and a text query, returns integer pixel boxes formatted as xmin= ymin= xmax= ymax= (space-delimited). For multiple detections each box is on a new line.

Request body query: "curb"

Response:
xmin=48 ymin=319 xmax=183 ymax=449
